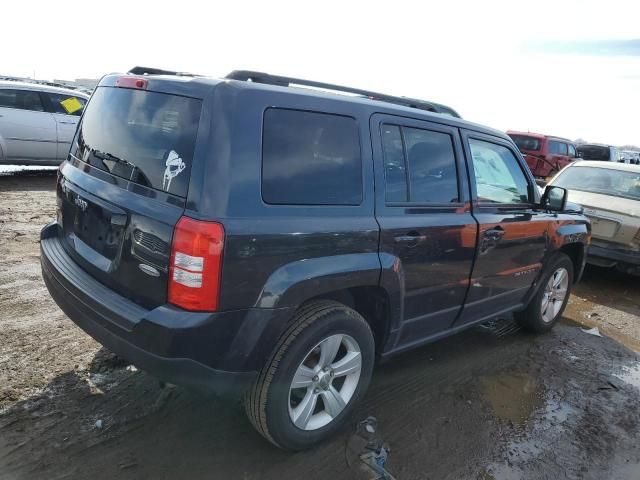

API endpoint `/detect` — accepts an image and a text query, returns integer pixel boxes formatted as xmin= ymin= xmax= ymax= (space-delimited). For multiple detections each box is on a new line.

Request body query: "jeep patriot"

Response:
xmin=41 ymin=68 xmax=590 ymax=449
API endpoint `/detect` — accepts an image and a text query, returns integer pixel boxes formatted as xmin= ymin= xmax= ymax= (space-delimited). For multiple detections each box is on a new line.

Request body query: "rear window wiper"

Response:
xmin=92 ymin=150 xmax=135 ymax=169
xmin=92 ymin=149 xmax=138 ymax=181
xmin=91 ymin=149 xmax=151 ymax=187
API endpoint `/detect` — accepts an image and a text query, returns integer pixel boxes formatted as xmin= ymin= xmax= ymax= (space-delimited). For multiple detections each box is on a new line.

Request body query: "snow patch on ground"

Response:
xmin=0 ymin=165 xmax=58 ymax=176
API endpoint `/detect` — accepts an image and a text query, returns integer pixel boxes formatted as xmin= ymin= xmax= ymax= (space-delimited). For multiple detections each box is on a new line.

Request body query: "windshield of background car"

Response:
xmin=509 ymin=135 xmax=541 ymax=151
xmin=71 ymin=86 xmax=202 ymax=198
xmin=553 ymin=166 xmax=640 ymax=201
xmin=576 ymin=145 xmax=610 ymax=161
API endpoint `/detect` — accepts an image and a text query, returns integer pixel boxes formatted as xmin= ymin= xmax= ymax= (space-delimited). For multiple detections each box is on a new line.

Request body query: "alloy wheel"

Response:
xmin=541 ymin=267 xmax=569 ymax=323
xmin=288 ymin=334 xmax=362 ymax=431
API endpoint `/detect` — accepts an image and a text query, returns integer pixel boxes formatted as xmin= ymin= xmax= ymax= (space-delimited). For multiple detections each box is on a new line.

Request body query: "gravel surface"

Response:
xmin=1 ymin=173 xmax=639 ymax=480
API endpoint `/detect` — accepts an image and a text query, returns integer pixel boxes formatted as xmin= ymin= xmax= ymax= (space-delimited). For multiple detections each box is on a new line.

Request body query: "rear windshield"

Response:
xmin=553 ymin=166 xmax=640 ymax=201
xmin=72 ymin=87 xmax=202 ymax=198
xmin=509 ymin=135 xmax=541 ymax=152
xmin=577 ymin=145 xmax=610 ymax=161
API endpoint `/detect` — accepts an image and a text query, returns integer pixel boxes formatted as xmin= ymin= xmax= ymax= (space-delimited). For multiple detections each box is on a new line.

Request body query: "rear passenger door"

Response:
xmin=456 ymin=131 xmax=548 ymax=326
xmin=371 ymin=114 xmax=477 ymax=349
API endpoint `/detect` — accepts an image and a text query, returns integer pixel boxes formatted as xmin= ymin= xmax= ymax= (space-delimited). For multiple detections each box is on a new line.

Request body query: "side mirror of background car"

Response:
xmin=541 ymin=185 xmax=568 ymax=212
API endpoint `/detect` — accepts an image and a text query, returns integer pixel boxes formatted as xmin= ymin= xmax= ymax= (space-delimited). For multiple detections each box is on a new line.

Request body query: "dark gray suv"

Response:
xmin=41 ymin=68 xmax=590 ymax=449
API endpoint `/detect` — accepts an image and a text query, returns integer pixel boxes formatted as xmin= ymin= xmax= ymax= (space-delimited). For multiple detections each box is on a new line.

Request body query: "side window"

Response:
xmin=548 ymin=140 xmax=568 ymax=156
xmin=0 ymin=89 xmax=44 ymax=112
xmin=568 ymin=144 xmax=577 ymax=158
xmin=262 ymin=108 xmax=362 ymax=205
xmin=381 ymin=124 xmax=459 ymax=203
xmin=0 ymin=89 xmax=18 ymax=108
xmin=404 ymin=128 xmax=459 ymax=203
xmin=469 ymin=138 xmax=530 ymax=204
xmin=559 ymin=142 xmax=568 ymax=156
xmin=18 ymin=90 xmax=44 ymax=112
xmin=46 ymin=93 xmax=86 ymax=116
xmin=381 ymin=125 xmax=407 ymax=202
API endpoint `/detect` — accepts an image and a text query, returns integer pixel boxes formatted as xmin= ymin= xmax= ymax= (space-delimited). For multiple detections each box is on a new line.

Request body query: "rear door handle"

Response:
xmin=394 ymin=231 xmax=428 ymax=246
xmin=484 ymin=226 xmax=505 ymax=239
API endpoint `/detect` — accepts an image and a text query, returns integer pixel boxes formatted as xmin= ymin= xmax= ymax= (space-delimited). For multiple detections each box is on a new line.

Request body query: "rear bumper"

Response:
xmin=588 ymin=244 xmax=640 ymax=265
xmin=40 ymin=223 xmax=293 ymax=396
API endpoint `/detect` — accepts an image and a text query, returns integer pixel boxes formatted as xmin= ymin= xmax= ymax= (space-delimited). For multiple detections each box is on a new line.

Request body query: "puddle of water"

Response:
xmin=480 ymin=374 xmax=545 ymax=426
xmin=614 ymin=363 xmax=640 ymax=389
xmin=484 ymin=392 xmax=576 ymax=479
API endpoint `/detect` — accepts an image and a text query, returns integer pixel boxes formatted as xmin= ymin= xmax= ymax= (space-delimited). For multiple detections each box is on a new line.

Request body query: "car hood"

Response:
xmin=566 ymin=190 xmax=639 ymax=219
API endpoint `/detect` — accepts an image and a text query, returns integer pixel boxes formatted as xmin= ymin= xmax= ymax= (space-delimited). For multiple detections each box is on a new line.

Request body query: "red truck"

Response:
xmin=507 ymin=131 xmax=579 ymax=180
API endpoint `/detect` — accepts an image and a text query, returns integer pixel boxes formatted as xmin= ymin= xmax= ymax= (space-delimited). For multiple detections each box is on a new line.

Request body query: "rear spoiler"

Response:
xmin=127 ymin=66 xmax=201 ymax=77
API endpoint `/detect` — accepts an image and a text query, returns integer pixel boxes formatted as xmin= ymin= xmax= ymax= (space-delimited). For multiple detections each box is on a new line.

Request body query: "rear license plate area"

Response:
xmin=59 ymin=180 xmax=126 ymax=261
xmin=587 ymin=216 xmax=619 ymax=239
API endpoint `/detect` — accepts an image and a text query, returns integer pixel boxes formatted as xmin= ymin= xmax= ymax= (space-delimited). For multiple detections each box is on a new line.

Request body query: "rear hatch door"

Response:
xmin=57 ymin=83 xmax=203 ymax=309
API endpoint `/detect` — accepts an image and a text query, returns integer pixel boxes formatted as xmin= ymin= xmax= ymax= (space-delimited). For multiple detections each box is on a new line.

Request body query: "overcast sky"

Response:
xmin=4 ymin=0 xmax=639 ymax=145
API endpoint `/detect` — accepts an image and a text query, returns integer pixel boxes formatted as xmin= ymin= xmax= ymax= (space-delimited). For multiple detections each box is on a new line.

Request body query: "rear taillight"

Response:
xmin=168 ymin=216 xmax=224 ymax=311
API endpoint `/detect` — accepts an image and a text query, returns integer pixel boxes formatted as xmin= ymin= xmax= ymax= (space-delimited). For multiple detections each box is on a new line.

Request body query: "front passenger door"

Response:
xmin=456 ymin=131 xmax=549 ymax=326
xmin=42 ymin=92 xmax=86 ymax=160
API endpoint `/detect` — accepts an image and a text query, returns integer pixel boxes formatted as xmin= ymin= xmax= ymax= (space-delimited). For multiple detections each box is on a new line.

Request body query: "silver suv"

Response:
xmin=0 ymin=80 xmax=89 ymax=166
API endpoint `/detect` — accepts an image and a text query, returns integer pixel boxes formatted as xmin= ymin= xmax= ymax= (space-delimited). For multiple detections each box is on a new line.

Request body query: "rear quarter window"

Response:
xmin=262 ymin=108 xmax=362 ymax=205
xmin=0 ymin=89 xmax=44 ymax=112
xmin=509 ymin=135 xmax=541 ymax=152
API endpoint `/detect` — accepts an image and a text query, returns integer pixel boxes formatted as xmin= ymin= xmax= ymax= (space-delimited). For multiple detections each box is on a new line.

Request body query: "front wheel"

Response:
xmin=245 ymin=301 xmax=375 ymax=450
xmin=515 ymin=253 xmax=573 ymax=333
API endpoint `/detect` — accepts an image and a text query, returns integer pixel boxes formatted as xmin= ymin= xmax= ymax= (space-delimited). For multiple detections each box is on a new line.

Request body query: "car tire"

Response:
xmin=245 ymin=300 xmax=375 ymax=450
xmin=515 ymin=253 xmax=574 ymax=333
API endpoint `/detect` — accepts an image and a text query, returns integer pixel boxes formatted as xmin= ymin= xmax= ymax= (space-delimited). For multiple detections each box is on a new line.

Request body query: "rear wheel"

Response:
xmin=245 ymin=301 xmax=375 ymax=450
xmin=516 ymin=253 xmax=573 ymax=332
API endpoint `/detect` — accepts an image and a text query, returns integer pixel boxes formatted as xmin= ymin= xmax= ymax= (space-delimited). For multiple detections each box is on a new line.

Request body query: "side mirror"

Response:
xmin=541 ymin=185 xmax=568 ymax=212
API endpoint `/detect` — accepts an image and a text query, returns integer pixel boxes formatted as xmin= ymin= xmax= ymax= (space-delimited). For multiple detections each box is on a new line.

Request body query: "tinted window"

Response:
xmin=576 ymin=145 xmax=611 ymax=161
xmin=262 ymin=109 xmax=362 ymax=205
xmin=381 ymin=124 xmax=458 ymax=204
xmin=553 ymin=166 xmax=640 ymax=201
xmin=549 ymin=140 xmax=568 ymax=155
xmin=74 ymin=87 xmax=202 ymax=198
xmin=0 ymin=89 xmax=44 ymax=112
xmin=509 ymin=134 xmax=541 ymax=151
xmin=568 ymin=144 xmax=577 ymax=158
xmin=47 ymin=92 xmax=87 ymax=116
xmin=404 ymin=127 xmax=459 ymax=203
xmin=0 ymin=89 xmax=17 ymax=108
xmin=381 ymin=125 xmax=407 ymax=202
xmin=469 ymin=139 xmax=530 ymax=204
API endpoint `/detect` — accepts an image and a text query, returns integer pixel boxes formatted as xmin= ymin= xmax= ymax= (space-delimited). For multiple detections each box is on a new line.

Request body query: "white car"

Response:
xmin=0 ymin=80 xmax=89 ymax=166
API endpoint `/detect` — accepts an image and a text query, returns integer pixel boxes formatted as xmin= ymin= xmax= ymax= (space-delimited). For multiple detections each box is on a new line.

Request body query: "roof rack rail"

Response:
xmin=225 ymin=70 xmax=461 ymax=118
xmin=127 ymin=66 xmax=201 ymax=77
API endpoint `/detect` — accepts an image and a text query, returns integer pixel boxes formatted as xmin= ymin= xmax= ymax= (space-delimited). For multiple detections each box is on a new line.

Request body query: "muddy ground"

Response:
xmin=1 ymin=173 xmax=639 ymax=480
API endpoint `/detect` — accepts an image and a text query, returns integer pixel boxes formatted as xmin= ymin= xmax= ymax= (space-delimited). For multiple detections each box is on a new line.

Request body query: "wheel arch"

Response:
xmin=559 ymin=242 xmax=586 ymax=283
xmin=254 ymin=253 xmax=397 ymax=354
xmin=303 ymin=286 xmax=392 ymax=354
